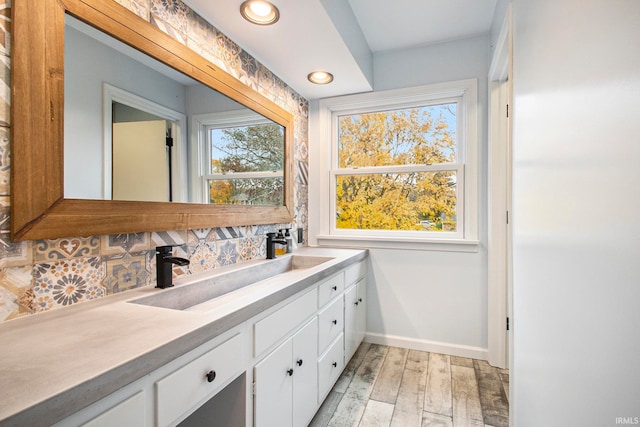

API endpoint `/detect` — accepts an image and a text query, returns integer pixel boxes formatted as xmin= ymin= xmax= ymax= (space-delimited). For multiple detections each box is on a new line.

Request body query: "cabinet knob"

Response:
xmin=359 ymin=298 xmax=363 ymax=303
xmin=332 ymin=362 xmax=337 ymax=368
xmin=296 ymin=359 xmax=303 ymax=366
xmin=332 ymin=319 xmax=338 ymax=325
xmin=354 ymin=301 xmax=359 ymax=306
xmin=206 ymin=370 xmax=216 ymax=383
xmin=287 ymin=368 xmax=294 ymax=376
xmin=332 ymin=286 xmax=337 ymax=291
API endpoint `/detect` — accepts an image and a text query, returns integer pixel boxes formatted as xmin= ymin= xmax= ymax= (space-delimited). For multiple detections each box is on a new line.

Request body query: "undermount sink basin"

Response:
xmin=128 ymin=254 xmax=334 ymax=311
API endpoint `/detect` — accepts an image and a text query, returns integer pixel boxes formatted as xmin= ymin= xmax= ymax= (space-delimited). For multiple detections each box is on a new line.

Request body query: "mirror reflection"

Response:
xmin=63 ymin=16 xmax=285 ymax=205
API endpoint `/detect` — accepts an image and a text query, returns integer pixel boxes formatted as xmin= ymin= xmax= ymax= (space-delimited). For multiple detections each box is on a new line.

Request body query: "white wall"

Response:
xmin=511 ymin=0 xmax=640 ymax=424
xmin=310 ymin=35 xmax=490 ymax=358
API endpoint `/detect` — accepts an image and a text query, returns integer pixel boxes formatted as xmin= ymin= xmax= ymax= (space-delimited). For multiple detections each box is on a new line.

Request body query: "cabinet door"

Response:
xmin=254 ymin=339 xmax=293 ymax=427
xmin=292 ymin=318 xmax=318 ymax=427
xmin=344 ymin=284 xmax=358 ymax=362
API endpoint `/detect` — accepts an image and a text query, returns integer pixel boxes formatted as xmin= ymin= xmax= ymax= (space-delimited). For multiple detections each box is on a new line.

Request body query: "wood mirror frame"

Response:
xmin=10 ymin=0 xmax=294 ymax=240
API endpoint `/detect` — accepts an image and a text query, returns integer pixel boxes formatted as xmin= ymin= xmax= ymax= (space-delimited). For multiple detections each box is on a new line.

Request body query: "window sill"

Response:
xmin=315 ymin=234 xmax=480 ymax=253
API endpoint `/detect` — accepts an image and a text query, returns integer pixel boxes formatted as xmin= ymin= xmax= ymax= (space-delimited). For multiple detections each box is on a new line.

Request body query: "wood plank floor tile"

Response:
xmin=390 ymin=350 xmax=429 ymax=427
xmin=451 ymin=365 xmax=484 ymax=427
xmin=499 ymin=373 xmax=509 ymax=403
xmin=450 ymin=356 xmax=475 ymax=368
xmin=421 ymin=411 xmax=453 ymax=427
xmin=327 ymin=344 xmax=388 ymax=427
xmin=315 ymin=345 xmax=509 ymax=427
xmin=309 ymin=391 xmax=344 ymax=427
xmin=424 ymin=353 xmax=453 ymax=417
xmin=334 ymin=342 xmax=372 ymax=393
xmin=358 ymin=400 xmax=395 ymax=427
xmin=473 ymin=360 xmax=509 ymax=427
xmin=370 ymin=346 xmax=409 ymax=404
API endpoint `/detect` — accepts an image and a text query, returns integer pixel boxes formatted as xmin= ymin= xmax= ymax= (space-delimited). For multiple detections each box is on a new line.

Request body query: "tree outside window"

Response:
xmin=335 ymin=103 xmax=459 ymax=233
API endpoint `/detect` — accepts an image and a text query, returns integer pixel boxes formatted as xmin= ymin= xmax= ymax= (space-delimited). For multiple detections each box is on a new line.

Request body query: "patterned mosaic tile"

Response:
xmin=0 ymin=1 xmax=9 ymax=57
xmin=238 ymin=225 xmax=258 ymax=238
xmin=0 ymin=197 xmax=32 ymax=268
xmin=215 ymin=226 xmax=241 ymax=241
xmin=113 ymin=0 xmax=151 ymax=22
xmin=187 ymin=228 xmax=215 ymax=245
xmin=150 ymin=0 xmax=189 ymax=46
xmin=238 ymin=50 xmax=260 ymax=91
xmin=101 ymin=233 xmax=150 ymax=255
xmin=188 ymin=241 xmax=216 ymax=273
xmin=31 ymin=257 xmax=106 ymax=312
xmin=34 ymin=236 xmax=100 ymax=262
xmin=151 ymin=230 xmax=187 ymax=248
xmin=0 ymin=265 xmax=32 ymax=321
xmin=0 ymin=53 xmax=8 ymax=127
xmin=103 ymin=251 xmax=150 ymax=294
xmin=186 ymin=10 xmax=216 ymax=64
xmin=214 ymin=32 xmax=242 ymax=77
xmin=238 ymin=236 xmax=265 ymax=261
xmin=296 ymin=160 xmax=309 ymax=186
xmin=0 ymin=126 xmax=8 ymax=196
xmin=217 ymin=240 xmax=239 ymax=267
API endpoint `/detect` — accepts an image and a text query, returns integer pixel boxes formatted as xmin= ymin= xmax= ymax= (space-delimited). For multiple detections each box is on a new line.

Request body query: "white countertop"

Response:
xmin=0 ymin=247 xmax=367 ymax=426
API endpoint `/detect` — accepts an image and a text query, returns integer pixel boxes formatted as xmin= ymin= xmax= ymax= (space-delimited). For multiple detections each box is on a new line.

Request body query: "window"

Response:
xmin=316 ymin=80 xmax=479 ymax=251
xmin=191 ymin=110 xmax=285 ymax=205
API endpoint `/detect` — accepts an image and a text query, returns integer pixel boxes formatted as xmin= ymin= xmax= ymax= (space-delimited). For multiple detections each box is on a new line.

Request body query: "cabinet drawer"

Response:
xmin=318 ymin=296 xmax=344 ymax=352
xmin=344 ymin=261 xmax=366 ymax=286
xmin=156 ymin=333 xmax=243 ymax=426
xmin=82 ymin=391 xmax=145 ymax=427
xmin=254 ymin=288 xmax=317 ymax=357
xmin=317 ymin=272 xmax=344 ymax=308
xmin=318 ymin=334 xmax=344 ymax=401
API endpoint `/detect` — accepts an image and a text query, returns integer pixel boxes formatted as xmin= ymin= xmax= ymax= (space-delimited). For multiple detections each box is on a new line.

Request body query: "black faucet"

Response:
xmin=266 ymin=232 xmax=287 ymax=259
xmin=156 ymin=245 xmax=190 ymax=289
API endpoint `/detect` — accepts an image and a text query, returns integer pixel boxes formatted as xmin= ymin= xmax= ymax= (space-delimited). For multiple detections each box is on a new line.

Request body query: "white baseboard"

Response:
xmin=364 ymin=332 xmax=489 ymax=361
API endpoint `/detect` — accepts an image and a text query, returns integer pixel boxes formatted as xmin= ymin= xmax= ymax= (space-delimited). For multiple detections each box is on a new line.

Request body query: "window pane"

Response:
xmin=338 ymin=103 xmax=456 ymax=168
xmin=210 ymin=123 xmax=284 ymax=173
xmin=208 ymin=177 xmax=283 ymax=206
xmin=336 ymin=171 xmax=457 ymax=232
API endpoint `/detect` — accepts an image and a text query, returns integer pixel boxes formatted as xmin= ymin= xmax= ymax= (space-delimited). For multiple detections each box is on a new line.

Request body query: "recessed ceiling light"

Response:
xmin=240 ymin=0 xmax=280 ymax=26
xmin=307 ymin=71 xmax=334 ymax=85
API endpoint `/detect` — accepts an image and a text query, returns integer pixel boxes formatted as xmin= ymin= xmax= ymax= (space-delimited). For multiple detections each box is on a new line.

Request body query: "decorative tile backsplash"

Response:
xmin=0 ymin=0 xmax=309 ymax=322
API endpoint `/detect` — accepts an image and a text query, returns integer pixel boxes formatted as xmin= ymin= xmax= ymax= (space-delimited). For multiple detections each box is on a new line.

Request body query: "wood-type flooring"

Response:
xmin=309 ymin=343 xmax=509 ymax=427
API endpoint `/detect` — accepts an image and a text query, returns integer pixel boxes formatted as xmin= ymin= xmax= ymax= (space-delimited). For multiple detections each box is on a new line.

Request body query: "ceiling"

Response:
xmin=184 ymin=0 xmax=498 ymax=100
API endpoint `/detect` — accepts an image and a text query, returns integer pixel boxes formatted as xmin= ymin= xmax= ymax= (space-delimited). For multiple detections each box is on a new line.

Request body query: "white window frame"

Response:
xmin=190 ymin=110 xmax=284 ymax=204
xmin=315 ymin=79 xmax=479 ymax=252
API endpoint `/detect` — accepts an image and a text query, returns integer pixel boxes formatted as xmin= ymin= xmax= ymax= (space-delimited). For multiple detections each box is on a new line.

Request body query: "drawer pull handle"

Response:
xmin=296 ymin=359 xmax=303 ymax=366
xmin=332 ymin=319 xmax=338 ymax=325
xmin=332 ymin=286 xmax=337 ymax=291
xmin=332 ymin=362 xmax=337 ymax=368
xmin=206 ymin=370 xmax=216 ymax=383
xmin=287 ymin=368 xmax=294 ymax=376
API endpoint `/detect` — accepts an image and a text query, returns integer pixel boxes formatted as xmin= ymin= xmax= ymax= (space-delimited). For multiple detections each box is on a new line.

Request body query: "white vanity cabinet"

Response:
xmin=45 ymin=252 xmax=368 ymax=427
xmin=344 ymin=261 xmax=367 ymax=362
xmin=53 ymin=327 xmax=246 ymax=427
xmin=253 ymin=317 xmax=318 ymax=427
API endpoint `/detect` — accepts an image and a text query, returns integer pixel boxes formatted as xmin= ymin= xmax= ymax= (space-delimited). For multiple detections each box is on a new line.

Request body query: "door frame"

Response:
xmin=487 ymin=8 xmax=512 ymax=370
xmin=102 ymin=83 xmax=188 ymax=201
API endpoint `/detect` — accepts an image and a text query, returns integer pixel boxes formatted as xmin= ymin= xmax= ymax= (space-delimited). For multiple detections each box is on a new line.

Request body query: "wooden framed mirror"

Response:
xmin=10 ymin=0 xmax=294 ymax=240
